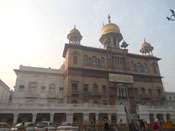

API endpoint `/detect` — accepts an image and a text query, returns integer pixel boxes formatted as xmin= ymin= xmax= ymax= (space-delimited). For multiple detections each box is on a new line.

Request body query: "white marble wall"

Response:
xmin=12 ymin=65 xmax=64 ymax=107
xmin=0 ymin=81 xmax=10 ymax=105
xmin=137 ymin=105 xmax=175 ymax=123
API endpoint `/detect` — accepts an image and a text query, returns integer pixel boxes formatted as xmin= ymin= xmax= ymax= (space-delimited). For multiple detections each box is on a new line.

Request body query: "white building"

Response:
xmin=0 ymin=79 xmax=11 ymax=105
xmin=12 ymin=65 xmax=65 ymax=107
xmin=165 ymin=92 xmax=175 ymax=107
xmin=0 ymin=65 xmax=127 ymax=124
xmin=137 ymin=105 xmax=175 ymax=123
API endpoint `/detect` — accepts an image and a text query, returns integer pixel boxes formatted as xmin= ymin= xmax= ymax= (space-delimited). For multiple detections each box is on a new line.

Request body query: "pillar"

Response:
xmin=13 ymin=114 xmax=18 ymax=125
xmin=108 ymin=114 xmax=111 ymax=123
xmin=154 ymin=113 xmax=157 ymax=121
xmin=66 ymin=113 xmax=73 ymax=122
xmin=32 ymin=113 xmax=36 ymax=123
xmin=95 ymin=113 xmax=98 ymax=122
xmin=83 ymin=112 xmax=89 ymax=122
xmin=50 ymin=113 xmax=54 ymax=123
xmin=163 ymin=113 xmax=166 ymax=122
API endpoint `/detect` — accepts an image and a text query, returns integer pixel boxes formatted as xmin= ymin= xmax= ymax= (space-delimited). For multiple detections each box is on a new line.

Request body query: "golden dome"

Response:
xmin=101 ymin=23 xmax=120 ymax=35
xmin=70 ymin=28 xmax=80 ymax=34
xmin=141 ymin=41 xmax=151 ymax=49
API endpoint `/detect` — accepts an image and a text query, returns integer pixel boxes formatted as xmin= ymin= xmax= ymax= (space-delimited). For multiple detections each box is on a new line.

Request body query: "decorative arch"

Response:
xmin=49 ymin=84 xmax=56 ymax=94
xmin=93 ymin=84 xmax=98 ymax=93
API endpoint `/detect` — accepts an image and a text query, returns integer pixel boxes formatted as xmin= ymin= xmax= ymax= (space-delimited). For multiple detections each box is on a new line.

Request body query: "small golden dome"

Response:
xmin=101 ymin=23 xmax=120 ymax=35
xmin=70 ymin=28 xmax=80 ymax=34
xmin=141 ymin=41 xmax=151 ymax=49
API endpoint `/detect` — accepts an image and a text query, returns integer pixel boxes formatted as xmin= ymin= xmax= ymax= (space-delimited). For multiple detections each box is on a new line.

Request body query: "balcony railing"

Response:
xmin=91 ymin=92 xmax=102 ymax=98
xmin=71 ymin=90 xmax=80 ymax=97
xmin=25 ymin=92 xmax=38 ymax=98
xmin=140 ymin=94 xmax=150 ymax=100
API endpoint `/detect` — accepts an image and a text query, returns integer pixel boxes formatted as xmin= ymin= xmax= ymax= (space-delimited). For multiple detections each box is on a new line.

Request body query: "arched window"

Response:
xmin=101 ymin=57 xmax=105 ymax=68
xmin=153 ymin=65 xmax=157 ymax=74
xmin=137 ymin=63 xmax=141 ymax=72
xmin=29 ymin=82 xmax=37 ymax=93
xmin=130 ymin=62 xmax=134 ymax=72
xmin=144 ymin=63 xmax=147 ymax=73
xmin=92 ymin=56 xmax=97 ymax=67
xmin=49 ymin=84 xmax=56 ymax=94
xmin=93 ymin=84 xmax=98 ymax=93
xmin=73 ymin=56 xmax=77 ymax=65
xmin=141 ymin=88 xmax=145 ymax=95
xmin=72 ymin=100 xmax=77 ymax=104
xmin=157 ymin=89 xmax=161 ymax=97
xmin=84 ymin=55 xmax=88 ymax=66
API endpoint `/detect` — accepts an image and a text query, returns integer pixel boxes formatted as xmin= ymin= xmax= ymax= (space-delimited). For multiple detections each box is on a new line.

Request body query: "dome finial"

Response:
xmin=108 ymin=14 xmax=111 ymax=23
xmin=74 ymin=24 xmax=76 ymax=29
xmin=144 ymin=38 xmax=146 ymax=42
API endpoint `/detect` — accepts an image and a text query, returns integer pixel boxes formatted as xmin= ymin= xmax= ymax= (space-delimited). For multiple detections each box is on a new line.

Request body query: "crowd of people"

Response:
xmin=86 ymin=116 xmax=163 ymax=131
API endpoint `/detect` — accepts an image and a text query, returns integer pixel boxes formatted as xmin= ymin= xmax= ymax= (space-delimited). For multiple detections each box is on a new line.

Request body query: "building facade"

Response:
xmin=63 ymin=15 xmax=165 ymax=115
xmin=1 ymin=16 xmax=174 ymax=125
xmin=0 ymin=79 xmax=11 ymax=105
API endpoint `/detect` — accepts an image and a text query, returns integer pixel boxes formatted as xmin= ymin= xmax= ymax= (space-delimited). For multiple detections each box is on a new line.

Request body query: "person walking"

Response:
xmin=118 ymin=119 xmax=123 ymax=131
xmin=139 ymin=119 xmax=145 ymax=131
xmin=152 ymin=119 xmax=160 ymax=131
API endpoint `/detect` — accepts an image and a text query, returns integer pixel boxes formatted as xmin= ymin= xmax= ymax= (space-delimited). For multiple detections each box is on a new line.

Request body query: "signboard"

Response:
xmin=109 ymin=73 xmax=133 ymax=83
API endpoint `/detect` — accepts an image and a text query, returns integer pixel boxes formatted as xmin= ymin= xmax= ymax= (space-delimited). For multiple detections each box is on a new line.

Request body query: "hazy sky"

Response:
xmin=0 ymin=0 xmax=175 ymax=92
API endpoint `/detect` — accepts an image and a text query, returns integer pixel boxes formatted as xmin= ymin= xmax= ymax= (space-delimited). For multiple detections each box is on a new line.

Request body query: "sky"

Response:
xmin=0 ymin=0 xmax=175 ymax=92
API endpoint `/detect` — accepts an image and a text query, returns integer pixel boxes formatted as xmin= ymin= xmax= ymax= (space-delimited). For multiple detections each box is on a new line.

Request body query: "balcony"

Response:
xmin=91 ymin=92 xmax=102 ymax=98
xmin=47 ymin=93 xmax=56 ymax=99
xmin=154 ymin=95 xmax=166 ymax=101
xmin=82 ymin=92 xmax=90 ymax=100
xmin=71 ymin=90 xmax=80 ymax=97
xmin=140 ymin=95 xmax=150 ymax=100
xmin=25 ymin=92 xmax=38 ymax=98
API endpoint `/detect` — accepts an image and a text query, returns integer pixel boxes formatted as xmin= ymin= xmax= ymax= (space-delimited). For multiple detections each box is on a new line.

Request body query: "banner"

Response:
xmin=109 ymin=73 xmax=133 ymax=83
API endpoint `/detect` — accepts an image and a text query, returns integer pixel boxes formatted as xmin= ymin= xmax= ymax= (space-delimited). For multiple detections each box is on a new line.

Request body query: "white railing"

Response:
xmin=0 ymin=103 xmax=121 ymax=109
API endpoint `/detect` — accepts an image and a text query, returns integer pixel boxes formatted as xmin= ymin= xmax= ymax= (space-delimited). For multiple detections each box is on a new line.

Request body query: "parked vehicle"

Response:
xmin=36 ymin=121 xmax=55 ymax=131
xmin=0 ymin=122 xmax=11 ymax=131
xmin=11 ymin=122 xmax=36 ymax=131
xmin=56 ymin=122 xmax=80 ymax=131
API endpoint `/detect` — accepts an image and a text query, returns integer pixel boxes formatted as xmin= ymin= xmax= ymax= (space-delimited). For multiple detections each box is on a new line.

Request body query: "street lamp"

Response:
xmin=166 ymin=9 xmax=175 ymax=21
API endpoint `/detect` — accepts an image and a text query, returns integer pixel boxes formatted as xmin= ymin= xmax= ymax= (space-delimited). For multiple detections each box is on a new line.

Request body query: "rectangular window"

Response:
xmin=84 ymin=55 xmax=88 ymax=66
xmin=149 ymin=89 xmax=152 ymax=96
xmin=84 ymin=84 xmax=88 ymax=92
xmin=72 ymin=83 xmax=78 ymax=91
xmin=130 ymin=62 xmax=134 ymax=72
xmin=19 ymin=85 xmax=25 ymax=92
xmin=41 ymin=86 xmax=45 ymax=93
xmin=92 ymin=56 xmax=97 ymax=67
xmin=102 ymin=85 xmax=106 ymax=93
xmin=101 ymin=58 xmax=105 ymax=68
xmin=134 ymin=88 xmax=138 ymax=96
xmin=59 ymin=87 xmax=64 ymax=91
xmin=73 ymin=56 xmax=77 ymax=65
xmin=141 ymin=88 xmax=145 ymax=95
